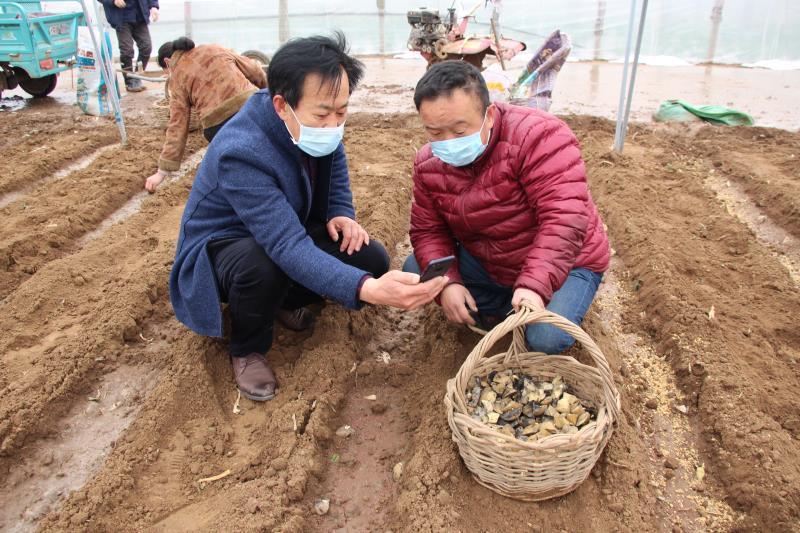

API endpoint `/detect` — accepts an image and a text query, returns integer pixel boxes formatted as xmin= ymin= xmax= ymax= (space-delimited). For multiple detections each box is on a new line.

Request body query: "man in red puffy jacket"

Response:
xmin=403 ymin=61 xmax=610 ymax=354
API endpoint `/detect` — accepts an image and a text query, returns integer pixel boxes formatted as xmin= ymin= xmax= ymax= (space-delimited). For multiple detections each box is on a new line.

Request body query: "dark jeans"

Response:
xmin=209 ymin=222 xmax=389 ymax=357
xmin=403 ymin=247 xmax=603 ymax=354
xmin=116 ymin=21 xmax=152 ymax=71
xmin=203 ymin=115 xmax=233 ymax=142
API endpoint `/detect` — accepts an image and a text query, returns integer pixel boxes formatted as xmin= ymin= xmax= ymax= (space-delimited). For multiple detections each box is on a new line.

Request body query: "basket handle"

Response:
xmin=459 ymin=303 xmax=619 ymax=421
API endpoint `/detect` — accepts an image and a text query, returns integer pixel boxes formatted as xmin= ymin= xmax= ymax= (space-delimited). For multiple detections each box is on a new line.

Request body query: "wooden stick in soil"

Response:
xmin=197 ymin=469 xmax=231 ymax=489
xmin=490 ymin=18 xmax=506 ymax=71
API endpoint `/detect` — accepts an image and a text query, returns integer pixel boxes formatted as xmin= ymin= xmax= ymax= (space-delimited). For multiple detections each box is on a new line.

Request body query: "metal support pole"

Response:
xmin=377 ymin=0 xmax=385 ymax=56
xmin=81 ymin=0 xmax=127 ymax=145
xmin=620 ymin=0 xmax=648 ymax=147
xmin=92 ymin=1 xmax=126 ymax=141
xmin=278 ymin=0 xmax=289 ymax=44
xmin=593 ymin=0 xmax=606 ymax=60
xmin=706 ymin=0 xmax=724 ymax=64
xmin=613 ymin=0 xmax=637 ymax=152
xmin=184 ymin=1 xmax=193 ymax=40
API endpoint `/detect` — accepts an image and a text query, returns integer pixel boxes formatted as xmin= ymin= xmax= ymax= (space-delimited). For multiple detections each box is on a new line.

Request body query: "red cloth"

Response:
xmin=410 ymin=102 xmax=610 ymax=303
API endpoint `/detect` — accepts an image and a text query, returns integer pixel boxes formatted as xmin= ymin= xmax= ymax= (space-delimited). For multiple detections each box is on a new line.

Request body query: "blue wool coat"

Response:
xmin=98 ymin=0 xmax=159 ymax=30
xmin=169 ymin=90 xmax=367 ymax=337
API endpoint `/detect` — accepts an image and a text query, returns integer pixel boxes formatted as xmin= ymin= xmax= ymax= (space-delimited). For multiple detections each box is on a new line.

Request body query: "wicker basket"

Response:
xmin=444 ymin=306 xmax=620 ymax=501
xmin=152 ymin=98 xmax=201 ymax=133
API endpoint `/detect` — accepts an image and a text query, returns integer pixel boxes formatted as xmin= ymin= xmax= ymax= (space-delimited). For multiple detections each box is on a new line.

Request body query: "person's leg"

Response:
xmin=402 ymin=247 xmax=512 ymax=329
xmin=524 ymin=268 xmax=603 ymax=354
xmin=210 ymin=237 xmax=290 ymax=357
xmin=209 ymin=237 xmax=289 ymax=400
xmin=457 ymin=247 xmax=513 ymax=318
xmin=115 ymin=23 xmax=135 ymax=72
xmin=283 ymin=221 xmax=390 ymax=310
xmin=131 ymin=22 xmax=152 ymax=71
xmin=402 ymin=254 xmax=421 ymax=274
xmin=116 ymin=23 xmax=143 ymax=92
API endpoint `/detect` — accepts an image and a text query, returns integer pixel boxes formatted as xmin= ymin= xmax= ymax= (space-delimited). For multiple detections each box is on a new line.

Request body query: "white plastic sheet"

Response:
xmin=76 ymin=26 xmax=113 ymax=116
xmin=45 ymin=0 xmax=800 ymax=67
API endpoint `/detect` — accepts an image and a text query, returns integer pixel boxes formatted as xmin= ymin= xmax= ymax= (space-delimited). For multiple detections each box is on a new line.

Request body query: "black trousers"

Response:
xmin=203 ymin=115 xmax=233 ymax=142
xmin=209 ymin=222 xmax=390 ymax=357
xmin=116 ymin=21 xmax=152 ymax=71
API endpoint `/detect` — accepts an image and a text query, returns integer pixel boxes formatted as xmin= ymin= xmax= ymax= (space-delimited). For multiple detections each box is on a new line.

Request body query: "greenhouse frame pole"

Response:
xmin=80 ymin=0 xmax=127 ymax=145
xmin=613 ymin=0 xmax=649 ymax=153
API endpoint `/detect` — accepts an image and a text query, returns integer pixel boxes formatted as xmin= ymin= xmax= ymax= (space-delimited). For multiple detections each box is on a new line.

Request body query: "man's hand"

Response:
xmin=327 ymin=216 xmax=369 ymax=255
xmin=441 ymin=283 xmax=478 ymax=325
xmin=114 ymin=0 xmax=126 ymax=8
xmin=150 ymin=7 xmax=159 ymax=22
xmin=512 ymin=287 xmax=545 ymax=312
xmin=360 ymin=271 xmax=447 ymax=310
xmin=144 ymin=170 xmax=166 ymax=193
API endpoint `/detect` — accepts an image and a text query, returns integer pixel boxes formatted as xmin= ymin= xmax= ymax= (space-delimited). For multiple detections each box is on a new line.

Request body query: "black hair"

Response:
xmin=267 ymin=31 xmax=364 ymax=108
xmin=157 ymin=37 xmax=195 ymax=69
xmin=413 ymin=60 xmax=490 ymax=112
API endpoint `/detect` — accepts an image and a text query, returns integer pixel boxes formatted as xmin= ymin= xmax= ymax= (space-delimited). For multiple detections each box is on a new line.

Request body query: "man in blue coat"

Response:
xmin=170 ymin=33 xmax=447 ymax=401
xmin=98 ymin=0 xmax=159 ymax=92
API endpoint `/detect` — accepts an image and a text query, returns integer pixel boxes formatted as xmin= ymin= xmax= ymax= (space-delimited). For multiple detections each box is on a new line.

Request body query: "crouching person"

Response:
xmin=145 ymin=37 xmax=269 ymax=192
xmin=170 ymin=33 xmax=447 ymax=401
xmin=403 ymin=61 xmax=610 ymax=354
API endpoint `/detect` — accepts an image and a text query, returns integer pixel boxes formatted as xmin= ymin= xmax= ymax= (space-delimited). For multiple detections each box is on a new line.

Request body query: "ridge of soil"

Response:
xmin=0 ymin=129 xmax=115 ymax=197
xmin=695 ymin=126 xmax=800 ymax=239
xmin=0 ymin=130 xmax=204 ymax=299
xmin=571 ymin=116 xmax=800 ymax=530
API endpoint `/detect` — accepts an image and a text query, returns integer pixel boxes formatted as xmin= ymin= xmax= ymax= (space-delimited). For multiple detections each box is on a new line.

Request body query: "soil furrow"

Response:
xmin=577 ymin=116 xmax=800 ymax=530
xmin=0 ymin=166 xmax=199 ymax=462
xmin=0 ymin=129 xmax=115 ymax=199
xmin=0 ymin=129 xmax=204 ymax=300
xmin=0 ymin=115 xmax=421 ymax=532
xmin=704 ymin=170 xmax=800 ymax=284
xmin=0 ymin=103 xmax=112 ymax=152
xmin=304 ymin=204 xmax=733 ymax=531
xmin=590 ymin=261 xmax=738 ymax=531
xmin=372 ymin=278 xmax=654 ymax=531
xmin=696 ymin=128 xmax=800 ymax=239
xmin=77 ymin=148 xmax=207 ymax=247
xmin=2 ymin=105 xmax=798 ymax=532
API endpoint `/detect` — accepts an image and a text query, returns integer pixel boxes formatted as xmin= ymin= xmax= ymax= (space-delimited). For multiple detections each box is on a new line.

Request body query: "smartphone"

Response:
xmin=420 ymin=255 xmax=455 ymax=283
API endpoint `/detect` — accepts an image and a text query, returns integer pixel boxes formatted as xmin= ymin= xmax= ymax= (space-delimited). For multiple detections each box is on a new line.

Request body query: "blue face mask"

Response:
xmin=430 ymin=111 xmax=490 ymax=167
xmin=286 ymin=105 xmax=345 ymax=158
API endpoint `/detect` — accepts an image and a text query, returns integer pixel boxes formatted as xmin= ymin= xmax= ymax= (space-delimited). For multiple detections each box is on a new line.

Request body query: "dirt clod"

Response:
xmin=246 ymin=497 xmax=260 ymax=514
xmin=336 ymin=425 xmax=355 ymax=438
xmin=608 ymin=502 xmax=624 ymax=513
xmin=691 ymin=362 xmax=707 ymax=376
xmin=392 ymin=462 xmax=403 ymax=482
xmin=272 ymin=457 xmax=288 ymax=472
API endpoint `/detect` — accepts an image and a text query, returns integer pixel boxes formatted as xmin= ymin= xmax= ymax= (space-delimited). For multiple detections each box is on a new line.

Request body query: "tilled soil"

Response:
xmin=697 ymin=126 xmax=800 ymax=239
xmin=0 ymin=129 xmax=204 ymax=299
xmin=0 ymin=98 xmax=798 ymax=532
xmin=576 ymin=117 xmax=800 ymax=530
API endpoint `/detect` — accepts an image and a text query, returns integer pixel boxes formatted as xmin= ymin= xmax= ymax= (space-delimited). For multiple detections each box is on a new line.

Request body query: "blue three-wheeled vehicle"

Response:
xmin=0 ymin=0 xmax=83 ymax=97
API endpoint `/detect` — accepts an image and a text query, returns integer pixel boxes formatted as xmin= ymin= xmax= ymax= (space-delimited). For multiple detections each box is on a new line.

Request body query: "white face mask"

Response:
xmin=285 ymin=105 xmax=345 ymax=158
xmin=430 ymin=110 xmax=489 ymax=167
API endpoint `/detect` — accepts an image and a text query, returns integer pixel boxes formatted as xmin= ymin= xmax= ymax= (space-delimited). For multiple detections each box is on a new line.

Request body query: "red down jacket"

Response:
xmin=409 ymin=102 xmax=610 ymax=303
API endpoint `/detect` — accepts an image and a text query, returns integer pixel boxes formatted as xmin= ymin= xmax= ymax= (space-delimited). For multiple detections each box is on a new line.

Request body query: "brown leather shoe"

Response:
xmin=277 ymin=307 xmax=315 ymax=331
xmin=230 ymin=353 xmax=277 ymax=401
